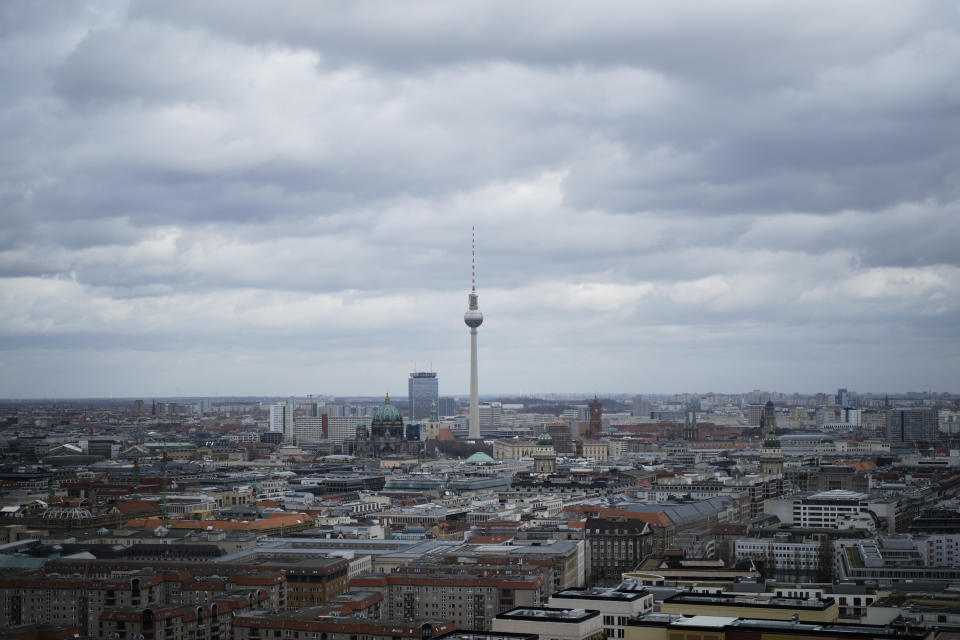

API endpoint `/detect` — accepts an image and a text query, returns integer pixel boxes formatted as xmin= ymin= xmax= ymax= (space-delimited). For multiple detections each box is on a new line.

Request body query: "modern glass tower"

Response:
xmin=408 ymin=371 xmax=438 ymax=423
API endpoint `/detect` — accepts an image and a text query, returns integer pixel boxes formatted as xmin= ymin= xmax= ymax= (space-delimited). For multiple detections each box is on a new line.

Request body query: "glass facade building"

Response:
xmin=408 ymin=371 xmax=439 ymax=423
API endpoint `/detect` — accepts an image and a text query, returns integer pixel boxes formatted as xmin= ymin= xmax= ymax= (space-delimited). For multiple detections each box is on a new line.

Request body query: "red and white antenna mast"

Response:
xmin=471 ymin=225 xmax=476 ymax=293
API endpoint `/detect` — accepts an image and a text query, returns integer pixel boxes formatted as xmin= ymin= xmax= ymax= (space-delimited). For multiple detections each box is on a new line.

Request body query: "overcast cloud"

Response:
xmin=1 ymin=1 xmax=959 ymax=398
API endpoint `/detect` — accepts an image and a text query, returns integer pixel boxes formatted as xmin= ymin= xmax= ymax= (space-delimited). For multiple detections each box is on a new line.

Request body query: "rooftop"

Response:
xmin=496 ymin=607 xmax=599 ymax=623
xmin=552 ymin=587 xmax=645 ymax=601
xmin=664 ymin=593 xmax=835 ymax=611
xmin=234 ymin=612 xmax=453 ymax=637
xmin=872 ymin=592 xmax=960 ymax=613
xmin=629 ymin=614 xmax=928 ymax=639
xmin=673 ymin=616 xmax=738 ymax=628
xmin=807 ymin=489 xmax=868 ymax=501
xmin=435 ymin=633 xmax=537 ymax=640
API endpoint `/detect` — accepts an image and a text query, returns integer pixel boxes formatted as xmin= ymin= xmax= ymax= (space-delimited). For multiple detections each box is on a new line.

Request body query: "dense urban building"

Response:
xmin=886 ymin=407 xmax=938 ymax=443
xmin=625 ymin=613 xmax=928 ymax=640
xmin=350 ymin=574 xmax=544 ymax=631
xmin=492 ymin=608 xmax=604 ymax=640
xmin=0 ymin=383 xmax=958 ymax=640
xmin=438 ymin=397 xmax=456 ymax=417
xmin=0 ymin=569 xmax=284 ymax=637
xmin=548 ymin=587 xmax=653 ymax=640
xmin=585 ymin=517 xmax=653 ymax=583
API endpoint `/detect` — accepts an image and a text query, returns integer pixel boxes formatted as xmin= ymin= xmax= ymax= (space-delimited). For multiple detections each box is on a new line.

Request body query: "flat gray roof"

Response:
xmin=497 ymin=607 xmax=599 ymax=622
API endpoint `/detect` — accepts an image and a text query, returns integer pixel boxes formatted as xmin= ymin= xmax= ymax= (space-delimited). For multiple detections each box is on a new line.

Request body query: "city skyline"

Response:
xmin=2 ymin=3 xmax=959 ymax=398
xmin=2 ymin=387 xmax=956 ymax=404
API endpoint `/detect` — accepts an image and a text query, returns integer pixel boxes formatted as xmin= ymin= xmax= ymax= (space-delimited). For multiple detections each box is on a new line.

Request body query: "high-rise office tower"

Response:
xmin=286 ymin=397 xmax=295 ymax=440
xmin=269 ymin=402 xmax=291 ymax=435
xmin=408 ymin=371 xmax=439 ymax=423
xmin=463 ymin=227 xmax=483 ymax=440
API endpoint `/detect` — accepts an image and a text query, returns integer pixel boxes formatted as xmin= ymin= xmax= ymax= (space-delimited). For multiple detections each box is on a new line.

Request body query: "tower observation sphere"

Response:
xmin=464 ymin=293 xmax=484 ymax=328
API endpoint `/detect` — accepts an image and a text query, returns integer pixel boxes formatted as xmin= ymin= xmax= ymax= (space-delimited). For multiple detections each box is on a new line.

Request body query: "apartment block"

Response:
xmin=349 ymin=574 xmax=544 ymax=631
xmin=0 ymin=570 xmax=283 ymax=639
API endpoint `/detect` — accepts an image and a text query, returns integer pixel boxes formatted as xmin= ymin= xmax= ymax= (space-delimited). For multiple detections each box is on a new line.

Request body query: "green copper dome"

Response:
xmin=537 ymin=431 xmax=553 ymax=442
xmin=372 ymin=393 xmax=402 ymax=424
xmin=465 ymin=452 xmax=495 ymax=464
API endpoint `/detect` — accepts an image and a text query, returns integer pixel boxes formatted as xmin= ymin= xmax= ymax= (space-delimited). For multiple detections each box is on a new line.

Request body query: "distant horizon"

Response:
xmin=1 ymin=388 xmax=954 ymax=403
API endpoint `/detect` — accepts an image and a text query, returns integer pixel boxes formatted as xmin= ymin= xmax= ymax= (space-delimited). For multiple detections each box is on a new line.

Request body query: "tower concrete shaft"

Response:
xmin=469 ymin=327 xmax=480 ymax=439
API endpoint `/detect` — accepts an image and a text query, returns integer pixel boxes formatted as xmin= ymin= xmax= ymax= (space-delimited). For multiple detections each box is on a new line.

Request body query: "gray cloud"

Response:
xmin=0 ymin=1 xmax=958 ymax=396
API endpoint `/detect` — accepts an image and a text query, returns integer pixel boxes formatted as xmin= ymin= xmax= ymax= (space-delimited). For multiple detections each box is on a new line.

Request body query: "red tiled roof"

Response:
xmin=115 ymin=500 xmax=160 ymax=512
xmin=125 ymin=513 xmax=311 ymax=531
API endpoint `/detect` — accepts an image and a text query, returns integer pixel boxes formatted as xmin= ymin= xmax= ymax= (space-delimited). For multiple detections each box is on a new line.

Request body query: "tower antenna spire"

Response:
xmin=471 ymin=225 xmax=476 ymax=293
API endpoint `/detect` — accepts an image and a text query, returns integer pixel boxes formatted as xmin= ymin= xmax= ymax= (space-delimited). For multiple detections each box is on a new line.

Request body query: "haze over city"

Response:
xmin=2 ymin=1 xmax=959 ymax=398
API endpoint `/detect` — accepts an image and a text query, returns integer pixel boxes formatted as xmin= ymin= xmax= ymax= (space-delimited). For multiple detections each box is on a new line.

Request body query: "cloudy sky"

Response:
xmin=1 ymin=1 xmax=959 ymax=399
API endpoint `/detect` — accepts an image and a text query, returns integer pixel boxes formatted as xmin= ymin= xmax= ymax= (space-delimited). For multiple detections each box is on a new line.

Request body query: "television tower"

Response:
xmin=464 ymin=227 xmax=484 ymax=440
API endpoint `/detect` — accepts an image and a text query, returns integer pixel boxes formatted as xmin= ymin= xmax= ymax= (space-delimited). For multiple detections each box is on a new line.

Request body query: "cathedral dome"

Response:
xmin=372 ymin=394 xmax=402 ymax=424
xmin=537 ymin=431 xmax=553 ymax=443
